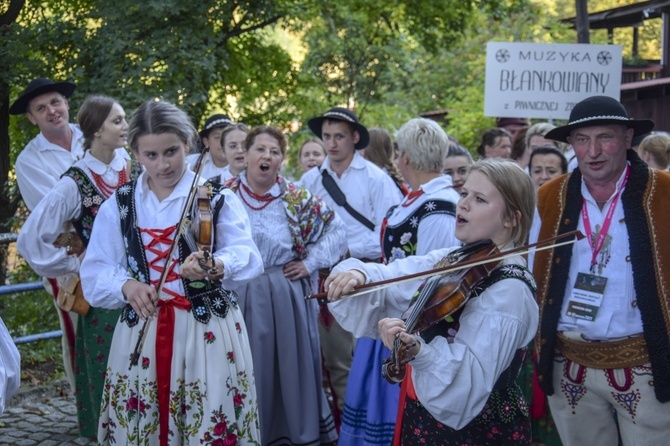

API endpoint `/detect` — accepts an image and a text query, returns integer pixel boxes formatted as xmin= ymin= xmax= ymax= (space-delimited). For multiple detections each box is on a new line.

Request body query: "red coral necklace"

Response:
xmin=238 ymin=181 xmax=278 ymax=211
xmin=90 ymin=168 xmax=127 ymax=198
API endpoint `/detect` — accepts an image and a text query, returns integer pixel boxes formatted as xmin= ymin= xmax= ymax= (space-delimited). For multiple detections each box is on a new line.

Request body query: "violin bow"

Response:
xmin=129 ymin=147 xmax=210 ymax=369
xmin=305 ymin=230 xmax=584 ymax=301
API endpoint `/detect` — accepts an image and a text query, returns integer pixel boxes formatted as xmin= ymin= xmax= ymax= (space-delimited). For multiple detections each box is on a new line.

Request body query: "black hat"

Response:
xmin=545 ymin=96 xmax=654 ymax=143
xmin=9 ymin=78 xmax=77 ymax=115
xmin=199 ymin=114 xmax=233 ymax=138
xmin=307 ymin=107 xmax=369 ymax=150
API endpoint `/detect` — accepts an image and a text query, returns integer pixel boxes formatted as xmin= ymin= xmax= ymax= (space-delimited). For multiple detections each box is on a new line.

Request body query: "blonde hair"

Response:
xmin=637 ymin=132 xmax=670 ymax=170
xmin=365 ymin=127 xmax=404 ymax=187
xmin=470 ymin=159 xmax=535 ymax=246
xmin=396 ymin=118 xmax=450 ymax=172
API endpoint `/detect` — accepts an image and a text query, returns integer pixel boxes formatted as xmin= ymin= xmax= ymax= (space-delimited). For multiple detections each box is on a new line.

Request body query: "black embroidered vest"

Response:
xmin=382 ymin=200 xmax=456 ymax=264
xmin=419 ymin=263 xmax=537 ymax=391
xmin=115 ymin=179 xmax=236 ymax=327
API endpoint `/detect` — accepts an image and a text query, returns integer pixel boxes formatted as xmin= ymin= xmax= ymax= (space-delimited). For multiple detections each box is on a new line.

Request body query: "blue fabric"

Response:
xmin=339 ymin=337 xmax=400 ymax=446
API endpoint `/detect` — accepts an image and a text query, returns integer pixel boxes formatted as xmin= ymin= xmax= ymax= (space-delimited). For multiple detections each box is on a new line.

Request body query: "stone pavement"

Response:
xmin=0 ymin=379 xmax=95 ymax=446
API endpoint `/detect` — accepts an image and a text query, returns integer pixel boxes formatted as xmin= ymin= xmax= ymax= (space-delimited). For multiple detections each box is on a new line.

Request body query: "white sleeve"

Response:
xmin=15 ymin=153 xmax=58 ymax=211
xmin=80 ymin=196 xmax=132 ymax=309
xmin=215 ymin=189 xmax=264 ymax=287
xmin=415 ymin=213 xmax=459 ymax=256
xmin=301 ymin=213 xmax=348 ymax=274
xmin=410 ymin=278 xmax=539 ymax=429
xmin=527 ymin=207 xmax=542 ymax=270
xmin=0 ymin=317 xmax=21 ymax=415
xmin=17 ymin=179 xmax=82 ymax=278
xmin=328 ymin=249 xmax=450 ymax=338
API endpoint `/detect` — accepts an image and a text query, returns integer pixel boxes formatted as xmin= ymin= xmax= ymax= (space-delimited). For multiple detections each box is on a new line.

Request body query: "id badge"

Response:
xmin=566 ymin=272 xmax=608 ymax=321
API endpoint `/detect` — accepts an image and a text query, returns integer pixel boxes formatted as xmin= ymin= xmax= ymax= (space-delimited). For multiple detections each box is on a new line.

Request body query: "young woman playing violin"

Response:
xmin=325 ymin=159 xmax=539 ymax=445
xmin=80 ymin=100 xmax=264 ymax=445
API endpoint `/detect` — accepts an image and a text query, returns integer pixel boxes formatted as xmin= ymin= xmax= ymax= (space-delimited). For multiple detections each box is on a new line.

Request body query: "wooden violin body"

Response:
xmin=382 ymin=240 xmax=502 ymax=384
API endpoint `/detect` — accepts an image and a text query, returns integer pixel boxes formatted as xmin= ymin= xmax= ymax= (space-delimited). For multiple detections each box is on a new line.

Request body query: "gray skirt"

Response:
xmin=234 ymin=265 xmax=337 ymax=446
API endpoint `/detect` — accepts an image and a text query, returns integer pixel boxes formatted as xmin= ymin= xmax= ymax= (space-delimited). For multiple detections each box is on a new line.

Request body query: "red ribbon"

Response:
xmin=155 ymin=296 xmax=191 ymax=446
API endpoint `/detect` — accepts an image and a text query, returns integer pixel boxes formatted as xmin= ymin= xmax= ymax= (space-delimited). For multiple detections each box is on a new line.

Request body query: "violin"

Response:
xmin=129 ymin=147 xmax=215 ymax=368
xmin=382 ymin=240 xmax=501 ymax=383
xmin=183 ymin=184 xmax=218 ymax=275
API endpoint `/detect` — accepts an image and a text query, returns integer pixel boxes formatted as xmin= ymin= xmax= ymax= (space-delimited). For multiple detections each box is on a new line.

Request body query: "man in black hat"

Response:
xmin=300 ymin=107 xmax=403 ymax=421
xmin=532 ymin=95 xmax=670 ymax=445
xmin=10 ymin=78 xmax=83 ymax=211
xmin=187 ymin=114 xmax=233 ymax=177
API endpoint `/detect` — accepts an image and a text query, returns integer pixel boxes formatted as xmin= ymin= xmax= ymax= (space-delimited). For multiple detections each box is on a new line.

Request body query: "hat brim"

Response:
xmin=545 ymin=118 xmax=655 ymax=144
xmin=9 ymin=81 xmax=77 ymax=115
xmin=308 ymin=116 xmax=370 ymax=150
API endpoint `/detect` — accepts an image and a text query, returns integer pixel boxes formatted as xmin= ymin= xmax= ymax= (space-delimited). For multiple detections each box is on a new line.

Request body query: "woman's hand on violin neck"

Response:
xmin=122 ymin=279 xmax=156 ymax=320
xmin=324 ymin=269 xmax=366 ymax=302
xmin=181 ymin=252 xmax=224 ymax=281
xmin=283 ymin=260 xmax=309 ymax=281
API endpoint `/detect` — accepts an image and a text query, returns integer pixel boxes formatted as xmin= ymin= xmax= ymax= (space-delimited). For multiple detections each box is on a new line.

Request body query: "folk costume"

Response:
xmin=187 ymin=154 xmax=230 ymax=183
xmin=336 ymin=175 xmax=459 ymax=446
xmin=227 ymin=172 xmax=346 ymax=446
xmin=300 ymin=151 xmax=404 ymax=420
xmin=534 ymin=150 xmax=670 ymax=445
xmin=330 ymin=246 xmax=538 ymax=445
xmin=80 ymin=169 xmax=263 ymax=445
xmin=17 ymin=150 xmax=138 ymax=437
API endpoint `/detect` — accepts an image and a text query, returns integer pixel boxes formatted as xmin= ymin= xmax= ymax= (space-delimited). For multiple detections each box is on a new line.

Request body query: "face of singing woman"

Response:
xmin=455 ymin=170 xmax=515 ymax=246
xmin=95 ymin=102 xmax=128 ymax=152
xmin=246 ymin=133 xmax=284 ymax=192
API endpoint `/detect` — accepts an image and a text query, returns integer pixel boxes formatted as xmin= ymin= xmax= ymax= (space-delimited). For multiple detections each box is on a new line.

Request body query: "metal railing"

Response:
xmin=1 ymin=232 xmax=63 ymax=345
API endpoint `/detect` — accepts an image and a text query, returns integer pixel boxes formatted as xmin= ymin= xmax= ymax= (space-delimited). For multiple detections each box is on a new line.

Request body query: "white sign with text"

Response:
xmin=484 ymin=42 xmax=623 ymax=119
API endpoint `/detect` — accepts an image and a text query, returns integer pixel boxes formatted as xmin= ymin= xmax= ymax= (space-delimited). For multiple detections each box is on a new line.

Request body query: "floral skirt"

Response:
xmin=98 ymin=303 xmax=260 ymax=445
xmin=399 ymin=385 xmax=531 ymax=446
xmin=74 ymin=307 xmax=121 ymax=438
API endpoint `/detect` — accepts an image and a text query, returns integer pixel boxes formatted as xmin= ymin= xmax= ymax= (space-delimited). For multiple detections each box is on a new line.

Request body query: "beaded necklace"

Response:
xmin=90 ymin=168 xmax=127 ymax=198
xmin=238 ymin=181 xmax=278 ymax=210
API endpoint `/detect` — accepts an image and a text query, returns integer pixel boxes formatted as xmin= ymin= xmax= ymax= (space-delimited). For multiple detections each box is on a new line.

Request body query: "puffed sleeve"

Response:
xmin=80 ymin=195 xmax=133 ymax=309
xmin=0 ymin=316 xmax=21 ymax=415
xmin=409 ymin=274 xmax=538 ymax=429
xmin=17 ymin=178 xmax=82 ymax=278
xmin=214 ymin=189 xmax=264 ymax=287
xmin=328 ymin=248 xmax=451 ymax=338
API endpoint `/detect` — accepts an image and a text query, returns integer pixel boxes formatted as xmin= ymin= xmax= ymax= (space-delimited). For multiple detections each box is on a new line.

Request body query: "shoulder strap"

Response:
xmin=320 ymin=168 xmax=375 ymax=231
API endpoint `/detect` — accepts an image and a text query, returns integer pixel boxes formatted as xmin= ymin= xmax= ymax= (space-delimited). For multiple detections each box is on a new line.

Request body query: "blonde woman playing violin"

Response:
xmin=325 ymin=159 xmax=539 ymax=445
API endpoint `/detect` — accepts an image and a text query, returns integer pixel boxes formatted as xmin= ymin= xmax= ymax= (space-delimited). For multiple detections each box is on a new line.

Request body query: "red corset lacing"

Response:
xmin=139 ymin=226 xmax=191 ymax=446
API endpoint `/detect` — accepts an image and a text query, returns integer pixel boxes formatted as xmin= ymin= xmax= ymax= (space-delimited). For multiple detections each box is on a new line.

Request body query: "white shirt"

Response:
xmin=80 ymin=169 xmax=264 ymax=309
xmin=236 ymin=173 xmax=347 ymax=274
xmin=531 ymin=165 xmax=643 ymax=340
xmin=17 ymin=151 xmax=129 ymax=278
xmin=187 ymin=154 xmax=229 ymax=182
xmin=329 ymin=248 xmax=538 ymax=429
xmin=0 ymin=316 xmax=20 ymax=415
xmin=383 ymin=175 xmax=460 ymax=257
xmin=300 ymin=152 xmax=403 ymax=259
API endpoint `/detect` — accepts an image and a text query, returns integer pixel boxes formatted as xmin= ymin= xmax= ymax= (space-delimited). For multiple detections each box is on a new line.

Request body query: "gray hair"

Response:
xmin=395 ymin=118 xmax=449 ymax=172
xmin=524 ymin=122 xmax=560 ymax=149
xmin=128 ymin=99 xmax=197 ymax=152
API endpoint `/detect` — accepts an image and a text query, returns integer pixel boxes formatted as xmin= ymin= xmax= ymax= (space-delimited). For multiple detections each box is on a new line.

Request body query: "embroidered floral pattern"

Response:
xmin=204 ymin=332 xmax=216 ymax=344
xmin=227 ymin=176 xmax=336 ymax=261
xmin=100 ymin=370 xmax=259 ymax=444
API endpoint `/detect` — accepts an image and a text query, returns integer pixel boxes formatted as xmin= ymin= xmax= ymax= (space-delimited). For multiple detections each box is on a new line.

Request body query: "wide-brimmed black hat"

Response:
xmin=545 ymin=96 xmax=654 ymax=143
xmin=199 ymin=114 xmax=233 ymax=138
xmin=9 ymin=78 xmax=77 ymax=115
xmin=308 ymin=107 xmax=369 ymax=150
